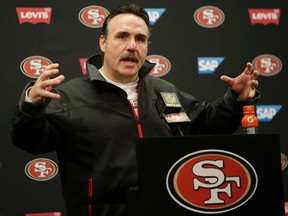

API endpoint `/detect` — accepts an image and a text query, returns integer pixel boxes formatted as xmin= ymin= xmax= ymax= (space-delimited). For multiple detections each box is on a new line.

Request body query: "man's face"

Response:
xmin=99 ymin=13 xmax=149 ymax=83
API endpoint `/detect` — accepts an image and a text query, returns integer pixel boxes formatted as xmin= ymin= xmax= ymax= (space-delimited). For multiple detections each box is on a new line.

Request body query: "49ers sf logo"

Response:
xmin=25 ymin=158 xmax=58 ymax=181
xmin=147 ymin=55 xmax=171 ymax=77
xmin=78 ymin=5 xmax=109 ymax=28
xmin=281 ymin=152 xmax=287 ymax=171
xmin=20 ymin=56 xmax=52 ymax=78
xmin=252 ymin=54 xmax=282 ymax=76
xmin=194 ymin=6 xmax=225 ymax=28
xmin=166 ymin=149 xmax=258 ymax=214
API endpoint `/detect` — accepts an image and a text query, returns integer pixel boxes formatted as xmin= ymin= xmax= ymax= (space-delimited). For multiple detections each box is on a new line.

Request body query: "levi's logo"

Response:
xmin=167 ymin=149 xmax=258 ymax=214
xmin=16 ymin=7 xmax=52 ymax=24
xmin=248 ymin=9 xmax=280 ymax=25
xmin=79 ymin=58 xmax=88 ymax=75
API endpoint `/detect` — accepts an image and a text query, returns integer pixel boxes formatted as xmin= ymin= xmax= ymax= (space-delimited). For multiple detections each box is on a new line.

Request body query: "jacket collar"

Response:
xmin=85 ymin=54 xmax=156 ymax=82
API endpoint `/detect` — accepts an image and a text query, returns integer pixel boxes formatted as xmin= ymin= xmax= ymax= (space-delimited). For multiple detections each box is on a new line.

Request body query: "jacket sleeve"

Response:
xmin=179 ymin=88 xmax=261 ymax=135
xmin=10 ymin=82 xmax=60 ymax=154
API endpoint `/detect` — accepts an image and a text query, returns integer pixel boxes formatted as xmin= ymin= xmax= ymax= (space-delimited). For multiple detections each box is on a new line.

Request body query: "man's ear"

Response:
xmin=99 ymin=35 xmax=106 ymax=52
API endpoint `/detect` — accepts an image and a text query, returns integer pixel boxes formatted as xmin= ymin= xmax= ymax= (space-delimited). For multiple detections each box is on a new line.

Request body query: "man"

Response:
xmin=11 ymin=3 xmax=260 ymax=216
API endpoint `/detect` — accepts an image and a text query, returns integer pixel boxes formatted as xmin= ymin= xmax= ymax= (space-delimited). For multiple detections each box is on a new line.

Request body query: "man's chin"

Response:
xmin=119 ymin=69 xmax=138 ymax=80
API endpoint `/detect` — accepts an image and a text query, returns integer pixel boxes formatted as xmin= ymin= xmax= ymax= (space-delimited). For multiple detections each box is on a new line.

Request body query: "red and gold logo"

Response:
xmin=194 ymin=6 xmax=225 ymax=28
xmin=252 ymin=54 xmax=282 ymax=76
xmin=25 ymin=158 xmax=58 ymax=181
xmin=281 ymin=152 xmax=287 ymax=171
xmin=78 ymin=5 xmax=109 ymax=28
xmin=147 ymin=55 xmax=171 ymax=77
xmin=20 ymin=56 xmax=52 ymax=78
xmin=166 ymin=149 xmax=258 ymax=214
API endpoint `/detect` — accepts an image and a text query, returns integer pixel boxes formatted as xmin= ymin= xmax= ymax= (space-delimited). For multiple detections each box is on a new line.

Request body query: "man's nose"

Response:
xmin=127 ymin=38 xmax=138 ymax=51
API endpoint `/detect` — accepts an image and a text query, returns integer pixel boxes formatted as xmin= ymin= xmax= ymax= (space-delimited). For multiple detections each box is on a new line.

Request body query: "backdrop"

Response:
xmin=0 ymin=0 xmax=287 ymax=215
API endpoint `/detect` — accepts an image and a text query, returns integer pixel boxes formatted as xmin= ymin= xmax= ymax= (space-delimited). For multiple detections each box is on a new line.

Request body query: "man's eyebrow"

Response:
xmin=115 ymin=31 xmax=148 ymax=36
xmin=115 ymin=31 xmax=129 ymax=35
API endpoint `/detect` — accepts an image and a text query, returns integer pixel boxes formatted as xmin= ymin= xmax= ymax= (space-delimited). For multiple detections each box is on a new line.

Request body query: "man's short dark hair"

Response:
xmin=101 ymin=3 xmax=152 ymax=38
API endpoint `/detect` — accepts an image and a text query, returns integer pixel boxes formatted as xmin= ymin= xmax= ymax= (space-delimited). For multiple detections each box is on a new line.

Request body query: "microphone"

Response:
xmin=154 ymin=88 xmax=191 ymax=136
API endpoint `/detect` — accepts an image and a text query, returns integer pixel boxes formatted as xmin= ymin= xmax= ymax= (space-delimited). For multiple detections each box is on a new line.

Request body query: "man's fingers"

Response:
xmin=250 ymin=69 xmax=259 ymax=79
xmin=244 ymin=62 xmax=253 ymax=75
xmin=41 ymin=76 xmax=65 ymax=99
xmin=29 ymin=63 xmax=64 ymax=103
xmin=40 ymin=63 xmax=60 ymax=80
xmin=40 ymin=90 xmax=61 ymax=100
xmin=251 ymin=80 xmax=259 ymax=89
xmin=44 ymin=63 xmax=59 ymax=70
xmin=42 ymin=75 xmax=65 ymax=89
xmin=248 ymin=88 xmax=256 ymax=99
xmin=220 ymin=75 xmax=234 ymax=86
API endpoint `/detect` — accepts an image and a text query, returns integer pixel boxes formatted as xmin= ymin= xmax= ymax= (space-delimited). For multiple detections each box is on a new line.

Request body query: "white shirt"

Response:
xmin=99 ymin=70 xmax=139 ymax=116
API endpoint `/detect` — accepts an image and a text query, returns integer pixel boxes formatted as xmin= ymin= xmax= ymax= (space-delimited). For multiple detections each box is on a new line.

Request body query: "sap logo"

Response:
xmin=145 ymin=8 xmax=166 ymax=25
xmin=198 ymin=57 xmax=224 ymax=74
xmin=256 ymin=105 xmax=282 ymax=122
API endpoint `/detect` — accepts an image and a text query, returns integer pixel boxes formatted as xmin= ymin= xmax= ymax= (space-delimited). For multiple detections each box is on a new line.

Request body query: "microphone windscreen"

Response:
xmin=154 ymin=89 xmax=182 ymax=118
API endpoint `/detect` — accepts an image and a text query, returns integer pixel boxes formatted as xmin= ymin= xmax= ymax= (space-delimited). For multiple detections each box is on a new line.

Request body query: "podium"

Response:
xmin=136 ymin=134 xmax=285 ymax=216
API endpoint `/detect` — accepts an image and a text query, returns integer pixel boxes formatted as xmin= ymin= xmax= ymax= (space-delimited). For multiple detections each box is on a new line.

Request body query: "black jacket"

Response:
xmin=11 ymin=54 xmax=260 ymax=216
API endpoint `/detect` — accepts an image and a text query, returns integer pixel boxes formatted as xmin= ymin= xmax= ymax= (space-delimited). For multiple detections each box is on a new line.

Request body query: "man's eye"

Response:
xmin=118 ymin=34 xmax=127 ymax=40
xmin=136 ymin=37 xmax=147 ymax=43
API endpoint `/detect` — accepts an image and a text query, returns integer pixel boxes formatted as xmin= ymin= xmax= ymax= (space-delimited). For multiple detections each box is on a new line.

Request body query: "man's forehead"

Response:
xmin=108 ymin=13 xmax=149 ymax=34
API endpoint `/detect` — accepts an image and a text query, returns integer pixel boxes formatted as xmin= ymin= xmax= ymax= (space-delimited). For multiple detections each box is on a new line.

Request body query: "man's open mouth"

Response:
xmin=121 ymin=56 xmax=139 ymax=63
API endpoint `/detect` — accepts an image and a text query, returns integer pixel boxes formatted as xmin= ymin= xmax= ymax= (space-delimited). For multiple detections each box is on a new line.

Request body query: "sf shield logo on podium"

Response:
xmin=166 ymin=149 xmax=258 ymax=214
